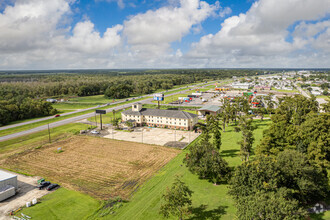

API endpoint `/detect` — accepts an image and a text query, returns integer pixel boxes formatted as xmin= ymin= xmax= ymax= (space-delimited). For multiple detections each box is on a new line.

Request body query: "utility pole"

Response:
xmin=95 ymin=112 xmax=97 ymax=128
xmin=100 ymin=113 xmax=103 ymax=130
xmin=48 ymin=124 xmax=51 ymax=143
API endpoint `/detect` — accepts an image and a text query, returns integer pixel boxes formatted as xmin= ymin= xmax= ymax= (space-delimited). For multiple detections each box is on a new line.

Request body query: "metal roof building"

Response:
xmin=0 ymin=170 xmax=17 ymax=202
xmin=197 ymin=105 xmax=221 ymax=116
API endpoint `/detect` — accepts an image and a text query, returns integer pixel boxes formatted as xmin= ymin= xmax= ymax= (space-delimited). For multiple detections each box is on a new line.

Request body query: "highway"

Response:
xmin=0 ymin=81 xmax=216 ymax=142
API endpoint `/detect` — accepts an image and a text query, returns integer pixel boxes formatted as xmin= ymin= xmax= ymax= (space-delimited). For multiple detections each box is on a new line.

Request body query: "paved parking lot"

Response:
xmin=104 ymin=127 xmax=200 ymax=147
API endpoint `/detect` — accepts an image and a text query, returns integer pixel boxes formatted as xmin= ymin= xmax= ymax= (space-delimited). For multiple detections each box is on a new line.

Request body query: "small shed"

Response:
xmin=198 ymin=105 xmax=221 ymax=116
xmin=0 ymin=170 xmax=17 ymax=201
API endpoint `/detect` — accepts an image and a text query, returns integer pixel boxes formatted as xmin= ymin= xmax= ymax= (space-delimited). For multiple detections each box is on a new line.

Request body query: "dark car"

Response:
xmin=46 ymin=183 xmax=59 ymax=191
xmin=54 ymin=114 xmax=60 ymax=117
xmin=37 ymin=181 xmax=51 ymax=190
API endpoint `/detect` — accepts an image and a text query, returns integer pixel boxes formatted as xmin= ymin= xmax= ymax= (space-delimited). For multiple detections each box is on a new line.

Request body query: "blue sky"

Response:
xmin=0 ymin=0 xmax=329 ymax=69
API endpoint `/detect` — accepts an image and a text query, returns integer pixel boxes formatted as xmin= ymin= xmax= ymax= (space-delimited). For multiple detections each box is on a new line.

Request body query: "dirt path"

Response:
xmin=0 ymin=170 xmax=50 ymax=220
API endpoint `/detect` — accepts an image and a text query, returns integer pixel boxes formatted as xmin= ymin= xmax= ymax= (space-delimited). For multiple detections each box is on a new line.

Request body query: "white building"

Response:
xmin=0 ymin=170 xmax=17 ymax=202
xmin=231 ymin=82 xmax=253 ymax=90
xmin=121 ymin=103 xmax=198 ymax=130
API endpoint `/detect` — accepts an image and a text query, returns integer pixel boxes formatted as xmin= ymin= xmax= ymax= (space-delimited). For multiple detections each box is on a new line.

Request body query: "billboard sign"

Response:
xmin=96 ymin=109 xmax=106 ymax=114
xmin=153 ymin=93 xmax=164 ymax=101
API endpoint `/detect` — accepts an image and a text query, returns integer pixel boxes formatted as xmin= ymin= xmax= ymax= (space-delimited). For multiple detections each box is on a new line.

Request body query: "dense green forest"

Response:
xmin=0 ymin=69 xmax=264 ymax=125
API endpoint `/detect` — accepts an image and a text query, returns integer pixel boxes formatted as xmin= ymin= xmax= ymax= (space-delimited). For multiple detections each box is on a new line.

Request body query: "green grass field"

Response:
xmin=0 ymin=123 xmax=92 ymax=159
xmin=316 ymin=95 xmax=330 ymax=100
xmin=15 ymin=188 xmax=101 ymax=220
xmin=271 ymin=88 xmax=299 ymax=93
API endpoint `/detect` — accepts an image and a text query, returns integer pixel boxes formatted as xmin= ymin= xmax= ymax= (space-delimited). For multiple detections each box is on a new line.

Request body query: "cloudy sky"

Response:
xmin=0 ymin=0 xmax=329 ymax=70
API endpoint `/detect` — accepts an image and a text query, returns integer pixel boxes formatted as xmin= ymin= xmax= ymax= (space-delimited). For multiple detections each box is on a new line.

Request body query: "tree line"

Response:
xmin=0 ymin=97 xmax=57 ymax=126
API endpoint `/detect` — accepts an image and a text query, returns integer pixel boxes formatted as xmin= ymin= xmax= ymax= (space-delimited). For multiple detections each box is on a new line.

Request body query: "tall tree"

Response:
xmin=235 ymin=116 xmax=255 ymax=161
xmin=184 ymin=142 xmax=230 ymax=184
xmin=160 ymin=176 xmax=193 ymax=220
xmin=220 ymin=99 xmax=231 ymax=132
xmin=206 ymin=114 xmax=222 ymax=150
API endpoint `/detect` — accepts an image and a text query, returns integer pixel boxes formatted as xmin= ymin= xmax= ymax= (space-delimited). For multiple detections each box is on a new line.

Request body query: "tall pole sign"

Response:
xmin=96 ymin=109 xmax=106 ymax=130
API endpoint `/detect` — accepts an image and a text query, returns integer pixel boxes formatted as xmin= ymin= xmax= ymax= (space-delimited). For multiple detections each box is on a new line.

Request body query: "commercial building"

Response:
xmin=0 ymin=170 xmax=17 ymax=202
xmin=121 ymin=103 xmax=198 ymax=130
xmin=197 ymin=105 xmax=221 ymax=116
xmin=215 ymin=86 xmax=230 ymax=91
xmin=231 ymin=82 xmax=253 ymax=90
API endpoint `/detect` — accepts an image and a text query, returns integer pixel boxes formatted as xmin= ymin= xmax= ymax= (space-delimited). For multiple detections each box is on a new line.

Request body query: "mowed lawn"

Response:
xmin=111 ymin=119 xmax=271 ymax=220
xmin=15 ymin=188 xmax=101 ymax=220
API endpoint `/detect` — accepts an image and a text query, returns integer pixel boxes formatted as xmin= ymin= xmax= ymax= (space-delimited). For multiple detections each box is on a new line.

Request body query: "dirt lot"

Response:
xmin=0 ymin=170 xmax=50 ymax=219
xmin=0 ymin=136 xmax=179 ymax=200
xmin=104 ymin=127 xmax=200 ymax=148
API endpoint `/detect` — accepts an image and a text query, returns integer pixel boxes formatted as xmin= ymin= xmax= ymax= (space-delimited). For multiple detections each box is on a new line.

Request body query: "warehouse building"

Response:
xmin=121 ymin=103 xmax=198 ymax=130
xmin=0 ymin=170 xmax=17 ymax=202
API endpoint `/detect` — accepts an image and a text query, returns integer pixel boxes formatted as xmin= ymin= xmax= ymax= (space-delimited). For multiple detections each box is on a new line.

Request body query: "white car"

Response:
xmin=91 ymin=130 xmax=100 ymax=134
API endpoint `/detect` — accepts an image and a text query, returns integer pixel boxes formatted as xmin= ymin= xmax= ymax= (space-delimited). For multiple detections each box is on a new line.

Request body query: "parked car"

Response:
xmin=54 ymin=114 xmax=60 ymax=117
xmin=46 ymin=183 xmax=59 ymax=191
xmin=37 ymin=181 xmax=51 ymax=190
xmin=91 ymin=130 xmax=100 ymax=134
xmin=125 ymin=99 xmax=129 ymax=101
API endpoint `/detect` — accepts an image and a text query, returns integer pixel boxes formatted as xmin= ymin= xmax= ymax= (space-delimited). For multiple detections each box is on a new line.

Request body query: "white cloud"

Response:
xmin=0 ymin=0 xmax=122 ymax=69
xmin=67 ymin=21 xmax=122 ymax=53
xmin=0 ymin=0 xmax=329 ymax=69
xmin=219 ymin=7 xmax=231 ymax=18
xmin=187 ymin=0 xmax=330 ymax=67
xmin=123 ymin=0 xmax=218 ymax=56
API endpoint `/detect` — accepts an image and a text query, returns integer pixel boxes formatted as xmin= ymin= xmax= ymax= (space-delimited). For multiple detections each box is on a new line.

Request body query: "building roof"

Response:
xmin=198 ymin=105 xmax=221 ymax=112
xmin=122 ymin=108 xmax=197 ymax=119
xmin=0 ymin=170 xmax=17 ymax=181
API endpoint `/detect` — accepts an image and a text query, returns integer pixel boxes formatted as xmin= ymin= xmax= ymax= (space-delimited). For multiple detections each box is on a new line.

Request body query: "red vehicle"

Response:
xmin=54 ymin=114 xmax=60 ymax=117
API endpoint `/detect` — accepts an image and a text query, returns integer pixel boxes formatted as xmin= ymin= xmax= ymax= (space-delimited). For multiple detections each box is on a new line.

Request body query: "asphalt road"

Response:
xmin=0 ymin=81 xmax=216 ymax=142
xmin=294 ymin=83 xmax=310 ymax=98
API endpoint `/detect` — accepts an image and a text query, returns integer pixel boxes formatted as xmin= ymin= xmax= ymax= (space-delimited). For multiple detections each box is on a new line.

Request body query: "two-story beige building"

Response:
xmin=121 ymin=103 xmax=198 ymax=130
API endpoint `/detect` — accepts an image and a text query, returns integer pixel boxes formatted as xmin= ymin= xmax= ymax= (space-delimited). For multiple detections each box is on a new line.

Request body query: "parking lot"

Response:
xmin=104 ymin=127 xmax=200 ymax=148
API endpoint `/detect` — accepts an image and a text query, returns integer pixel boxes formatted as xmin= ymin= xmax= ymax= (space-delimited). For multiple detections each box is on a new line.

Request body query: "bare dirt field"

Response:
xmin=104 ymin=127 xmax=200 ymax=148
xmin=0 ymin=136 xmax=180 ymax=200
xmin=0 ymin=170 xmax=50 ymax=220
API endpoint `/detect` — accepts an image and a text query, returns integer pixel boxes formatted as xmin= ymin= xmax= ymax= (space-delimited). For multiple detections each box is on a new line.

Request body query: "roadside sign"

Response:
xmin=96 ymin=109 xmax=106 ymax=114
